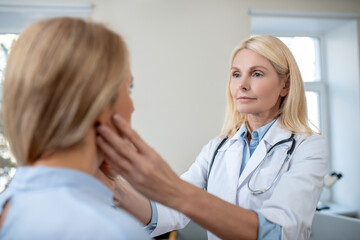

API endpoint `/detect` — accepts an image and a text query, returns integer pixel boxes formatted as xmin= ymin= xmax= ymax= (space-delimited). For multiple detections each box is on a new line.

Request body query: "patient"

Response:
xmin=0 ymin=17 xmax=149 ymax=239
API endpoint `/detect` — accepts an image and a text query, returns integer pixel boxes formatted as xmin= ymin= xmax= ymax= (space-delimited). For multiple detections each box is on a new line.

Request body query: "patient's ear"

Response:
xmin=97 ymin=106 xmax=113 ymax=126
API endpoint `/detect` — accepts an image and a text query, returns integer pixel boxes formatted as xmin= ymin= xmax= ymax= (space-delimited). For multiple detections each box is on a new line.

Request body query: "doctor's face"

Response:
xmin=229 ymin=49 xmax=289 ymax=119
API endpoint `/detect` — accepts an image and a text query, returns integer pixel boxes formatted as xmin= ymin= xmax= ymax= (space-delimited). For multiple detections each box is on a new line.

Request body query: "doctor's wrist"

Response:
xmin=170 ymin=180 xmax=202 ymax=214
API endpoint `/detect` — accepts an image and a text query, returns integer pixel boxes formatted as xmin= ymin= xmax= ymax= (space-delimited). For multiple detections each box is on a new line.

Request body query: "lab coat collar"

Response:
xmin=217 ymin=119 xmax=287 ymax=152
xmin=263 ymin=119 xmax=293 ymax=146
xmin=237 ymin=119 xmax=293 ymax=187
xmin=217 ymin=124 xmax=246 ymax=152
xmin=214 ymin=126 xmax=245 ymax=194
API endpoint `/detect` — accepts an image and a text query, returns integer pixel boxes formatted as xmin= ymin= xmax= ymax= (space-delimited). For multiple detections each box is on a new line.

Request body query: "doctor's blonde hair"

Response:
xmin=221 ymin=35 xmax=314 ymax=137
xmin=2 ymin=17 xmax=129 ymax=165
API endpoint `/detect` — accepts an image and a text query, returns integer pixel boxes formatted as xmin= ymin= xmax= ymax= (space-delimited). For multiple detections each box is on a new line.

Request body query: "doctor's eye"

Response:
xmin=252 ymin=72 xmax=263 ymax=78
xmin=232 ymin=72 xmax=241 ymax=78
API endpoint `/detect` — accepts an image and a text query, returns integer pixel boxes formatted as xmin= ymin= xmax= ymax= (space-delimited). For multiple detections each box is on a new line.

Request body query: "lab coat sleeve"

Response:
xmin=150 ymin=137 xmax=222 ymax=237
xmin=257 ymin=134 xmax=328 ymax=240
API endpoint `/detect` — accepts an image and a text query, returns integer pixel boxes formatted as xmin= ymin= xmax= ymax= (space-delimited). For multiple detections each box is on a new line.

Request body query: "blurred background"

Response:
xmin=0 ymin=0 xmax=359 ymax=219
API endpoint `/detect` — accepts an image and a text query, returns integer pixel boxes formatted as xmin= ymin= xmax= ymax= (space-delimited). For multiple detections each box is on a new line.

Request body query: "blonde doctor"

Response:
xmin=96 ymin=35 xmax=328 ymax=240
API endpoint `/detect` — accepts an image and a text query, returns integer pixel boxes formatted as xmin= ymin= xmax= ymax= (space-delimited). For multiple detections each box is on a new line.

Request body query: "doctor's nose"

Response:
xmin=238 ymin=76 xmax=251 ymax=91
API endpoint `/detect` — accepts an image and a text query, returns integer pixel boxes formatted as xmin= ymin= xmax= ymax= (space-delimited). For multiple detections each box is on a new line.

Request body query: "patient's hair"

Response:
xmin=2 ymin=17 xmax=129 ymax=165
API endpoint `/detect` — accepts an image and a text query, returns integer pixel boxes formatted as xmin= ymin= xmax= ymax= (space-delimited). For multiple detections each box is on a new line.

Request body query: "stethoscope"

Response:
xmin=206 ymin=133 xmax=296 ymax=195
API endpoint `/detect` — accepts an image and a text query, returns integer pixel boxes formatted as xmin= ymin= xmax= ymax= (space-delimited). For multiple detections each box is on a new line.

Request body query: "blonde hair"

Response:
xmin=221 ymin=35 xmax=313 ymax=137
xmin=2 ymin=17 xmax=129 ymax=165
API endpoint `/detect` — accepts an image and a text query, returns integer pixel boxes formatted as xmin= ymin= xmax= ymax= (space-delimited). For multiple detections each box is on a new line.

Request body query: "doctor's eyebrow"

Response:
xmin=249 ymin=66 xmax=268 ymax=71
xmin=230 ymin=66 xmax=269 ymax=71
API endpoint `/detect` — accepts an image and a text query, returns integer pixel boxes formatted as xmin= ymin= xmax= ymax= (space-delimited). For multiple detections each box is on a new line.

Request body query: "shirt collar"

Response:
xmin=10 ymin=166 xmax=113 ymax=203
xmin=239 ymin=118 xmax=277 ymax=143
xmin=219 ymin=118 xmax=278 ymax=151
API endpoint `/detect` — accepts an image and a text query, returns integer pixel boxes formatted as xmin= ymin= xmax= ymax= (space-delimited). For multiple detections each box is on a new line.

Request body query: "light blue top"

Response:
xmin=0 ymin=166 xmax=150 ymax=240
xmin=147 ymin=119 xmax=281 ymax=239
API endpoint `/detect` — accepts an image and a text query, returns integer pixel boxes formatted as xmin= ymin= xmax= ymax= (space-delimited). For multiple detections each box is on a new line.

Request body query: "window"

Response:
xmin=0 ymin=34 xmax=18 ymax=192
xmin=278 ymin=36 xmax=326 ymax=133
xmin=0 ymin=34 xmax=18 ymax=96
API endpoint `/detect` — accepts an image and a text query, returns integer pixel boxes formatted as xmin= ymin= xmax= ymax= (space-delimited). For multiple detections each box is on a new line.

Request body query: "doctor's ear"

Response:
xmin=280 ymin=74 xmax=290 ymax=97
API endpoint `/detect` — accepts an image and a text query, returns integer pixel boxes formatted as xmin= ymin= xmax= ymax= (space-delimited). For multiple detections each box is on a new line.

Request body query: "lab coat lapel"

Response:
xmin=218 ymin=130 xmax=244 ymax=184
xmin=238 ymin=140 xmax=267 ymax=186
xmin=225 ymin=148 xmax=243 ymax=203
xmin=215 ymin=133 xmax=244 ymax=203
xmin=224 ymin=141 xmax=243 ymax=187
xmin=237 ymin=120 xmax=291 ymax=188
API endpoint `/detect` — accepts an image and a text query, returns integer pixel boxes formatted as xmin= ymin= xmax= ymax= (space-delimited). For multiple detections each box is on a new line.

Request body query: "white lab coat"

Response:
xmin=151 ymin=120 xmax=328 ymax=240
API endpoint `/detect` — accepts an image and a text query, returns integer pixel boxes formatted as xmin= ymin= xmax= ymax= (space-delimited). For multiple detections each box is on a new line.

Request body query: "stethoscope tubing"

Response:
xmin=206 ymin=133 xmax=296 ymax=194
xmin=247 ymin=134 xmax=295 ymax=195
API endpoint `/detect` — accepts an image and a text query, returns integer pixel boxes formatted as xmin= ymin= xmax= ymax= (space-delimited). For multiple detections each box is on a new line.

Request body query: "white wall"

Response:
xmin=325 ymin=20 xmax=360 ymax=216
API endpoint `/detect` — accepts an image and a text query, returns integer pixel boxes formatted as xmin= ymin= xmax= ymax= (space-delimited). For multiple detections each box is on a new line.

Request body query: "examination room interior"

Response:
xmin=0 ymin=0 xmax=360 ymax=237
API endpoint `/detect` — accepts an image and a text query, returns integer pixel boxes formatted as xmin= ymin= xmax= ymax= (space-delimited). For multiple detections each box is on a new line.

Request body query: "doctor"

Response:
xmin=96 ymin=35 xmax=328 ymax=240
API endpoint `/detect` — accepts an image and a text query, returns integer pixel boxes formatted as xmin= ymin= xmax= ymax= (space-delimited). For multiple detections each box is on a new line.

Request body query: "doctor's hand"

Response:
xmin=113 ymin=176 xmax=152 ymax=225
xmin=96 ymin=160 xmax=152 ymax=225
xmin=96 ymin=115 xmax=259 ymax=240
xmin=96 ymin=161 xmax=118 ymax=191
xmin=96 ymin=115 xmax=189 ymax=209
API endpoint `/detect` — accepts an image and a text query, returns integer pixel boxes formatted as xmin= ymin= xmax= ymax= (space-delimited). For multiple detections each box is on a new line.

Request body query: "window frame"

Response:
xmin=266 ymin=33 xmax=330 ymax=137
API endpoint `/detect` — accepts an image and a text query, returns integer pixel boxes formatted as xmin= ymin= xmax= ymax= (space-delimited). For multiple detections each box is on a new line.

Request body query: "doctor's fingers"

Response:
xmin=96 ymin=124 xmax=141 ymax=162
xmin=112 ymin=115 xmax=150 ymax=155
xmin=96 ymin=131 xmax=159 ymax=184
xmin=97 ymin=124 xmax=162 ymax=176
xmin=96 ymin=134 xmax=137 ymax=175
xmin=96 ymin=137 xmax=151 ymax=187
xmin=97 ymin=136 xmax=159 ymax=192
xmin=96 ymin=167 xmax=115 ymax=191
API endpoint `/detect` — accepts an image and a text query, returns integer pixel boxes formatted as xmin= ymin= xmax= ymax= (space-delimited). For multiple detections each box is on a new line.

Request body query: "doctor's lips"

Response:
xmin=236 ymin=96 xmax=257 ymax=101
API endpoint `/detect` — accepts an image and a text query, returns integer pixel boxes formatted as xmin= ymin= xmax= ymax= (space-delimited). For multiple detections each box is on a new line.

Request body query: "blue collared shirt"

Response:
xmin=239 ymin=119 xmax=276 ymax=174
xmin=147 ymin=120 xmax=281 ymax=239
xmin=239 ymin=119 xmax=281 ymax=239
xmin=0 ymin=166 xmax=150 ymax=240
xmin=145 ymin=200 xmax=158 ymax=233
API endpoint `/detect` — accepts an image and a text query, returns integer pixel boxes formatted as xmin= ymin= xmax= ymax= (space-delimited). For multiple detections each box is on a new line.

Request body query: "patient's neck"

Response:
xmin=33 ymin=130 xmax=99 ymax=176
